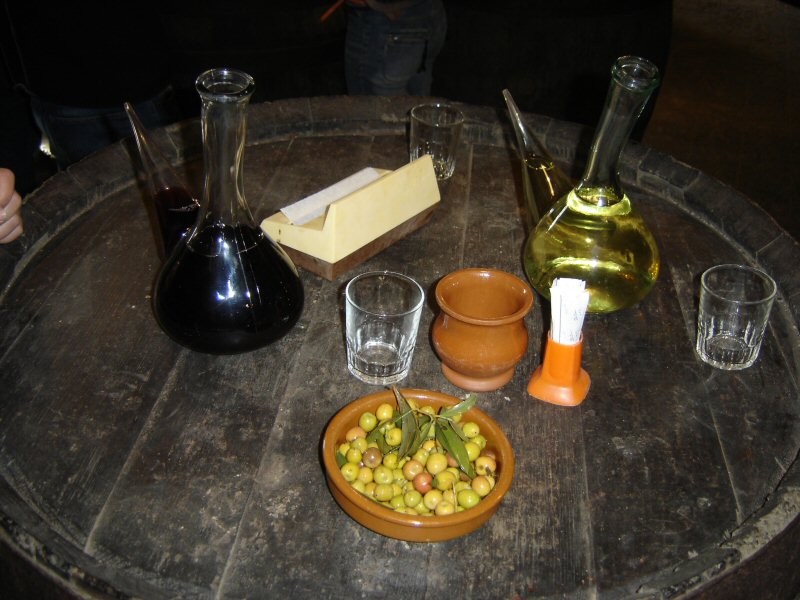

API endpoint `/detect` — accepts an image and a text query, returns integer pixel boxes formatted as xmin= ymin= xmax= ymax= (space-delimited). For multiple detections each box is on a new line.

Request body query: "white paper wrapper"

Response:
xmin=280 ymin=167 xmax=382 ymax=225
xmin=550 ymin=278 xmax=589 ymax=345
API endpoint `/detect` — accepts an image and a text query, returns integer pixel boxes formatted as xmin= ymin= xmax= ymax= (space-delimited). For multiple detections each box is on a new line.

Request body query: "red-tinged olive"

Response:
xmin=346 ymin=426 xmax=367 ymax=441
xmin=362 ymin=447 xmax=383 ymax=468
xmin=413 ymin=471 xmax=433 ymax=493
xmin=402 ymin=459 xmax=424 ymax=480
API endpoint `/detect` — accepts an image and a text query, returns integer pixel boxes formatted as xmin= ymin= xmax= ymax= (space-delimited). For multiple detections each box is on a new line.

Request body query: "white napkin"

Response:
xmin=550 ymin=278 xmax=590 ymax=345
xmin=280 ymin=167 xmax=383 ymax=226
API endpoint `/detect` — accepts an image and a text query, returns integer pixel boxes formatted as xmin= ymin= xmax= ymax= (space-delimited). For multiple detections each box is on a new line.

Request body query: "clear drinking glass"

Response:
xmin=409 ymin=103 xmax=464 ymax=181
xmin=345 ymin=271 xmax=425 ymax=385
xmin=696 ymin=264 xmax=777 ymax=370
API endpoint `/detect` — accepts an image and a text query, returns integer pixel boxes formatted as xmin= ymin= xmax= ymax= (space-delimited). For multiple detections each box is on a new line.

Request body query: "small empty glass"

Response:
xmin=345 ymin=271 xmax=425 ymax=385
xmin=696 ymin=264 xmax=776 ymax=370
xmin=409 ymin=103 xmax=464 ymax=181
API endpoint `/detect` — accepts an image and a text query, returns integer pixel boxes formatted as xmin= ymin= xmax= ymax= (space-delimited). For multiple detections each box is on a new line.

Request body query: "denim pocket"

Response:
xmin=381 ymin=30 xmax=427 ymax=86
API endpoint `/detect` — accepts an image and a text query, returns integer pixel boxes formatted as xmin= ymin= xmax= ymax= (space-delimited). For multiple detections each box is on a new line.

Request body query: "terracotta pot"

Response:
xmin=432 ymin=268 xmax=534 ymax=391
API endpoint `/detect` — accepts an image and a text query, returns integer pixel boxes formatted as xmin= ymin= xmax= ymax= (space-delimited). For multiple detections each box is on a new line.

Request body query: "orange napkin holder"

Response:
xmin=527 ymin=334 xmax=590 ymax=406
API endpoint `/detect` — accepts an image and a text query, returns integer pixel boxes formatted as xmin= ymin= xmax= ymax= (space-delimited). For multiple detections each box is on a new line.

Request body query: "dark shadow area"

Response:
xmin=433 ymin=1 xmax=673 ymax=141
xmin=643 ymin=0 xmax=800 ymax=241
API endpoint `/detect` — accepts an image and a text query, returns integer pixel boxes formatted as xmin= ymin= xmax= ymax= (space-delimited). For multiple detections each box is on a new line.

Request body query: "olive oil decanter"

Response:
xmin=523 ymin=56 xmax=661 ymax=314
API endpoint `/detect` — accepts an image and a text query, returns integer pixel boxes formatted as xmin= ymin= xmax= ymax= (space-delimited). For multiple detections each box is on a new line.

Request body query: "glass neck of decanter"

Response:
xmin=575 ymin=56 xmax=659 ymax=207
xmin=196 ymin=69 xmax=257 ymax=228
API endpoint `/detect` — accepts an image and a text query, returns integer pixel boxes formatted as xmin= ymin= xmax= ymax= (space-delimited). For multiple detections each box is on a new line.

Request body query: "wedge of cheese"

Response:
xmin=261 ymin=155 xmax=440 ymax=266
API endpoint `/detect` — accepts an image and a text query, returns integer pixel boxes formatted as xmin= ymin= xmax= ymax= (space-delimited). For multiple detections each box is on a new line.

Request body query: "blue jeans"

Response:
xmin=30 ymin=86 xmax=182 ymax=169
xmin=345 ymin=0 xmax=447 ymax=96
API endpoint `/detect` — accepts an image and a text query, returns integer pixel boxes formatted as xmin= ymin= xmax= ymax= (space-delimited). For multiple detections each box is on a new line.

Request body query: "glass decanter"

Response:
xmin=153 ymin=69 xmax=304 ymax=354
xmin=523 ymin=56 xmax=661 ymax=314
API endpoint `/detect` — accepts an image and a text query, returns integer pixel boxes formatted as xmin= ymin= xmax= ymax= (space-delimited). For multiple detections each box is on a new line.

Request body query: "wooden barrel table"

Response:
xmin=1 ymin=96 xmax=798 ymax=599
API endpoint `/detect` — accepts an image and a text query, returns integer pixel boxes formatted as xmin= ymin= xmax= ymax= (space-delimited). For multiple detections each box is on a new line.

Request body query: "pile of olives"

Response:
xmin=335 ymin=400 xmax=499 ymax=516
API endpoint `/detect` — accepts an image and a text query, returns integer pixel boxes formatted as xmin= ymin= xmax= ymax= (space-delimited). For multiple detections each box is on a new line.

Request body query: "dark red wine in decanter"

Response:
xmin=152 ymin=186 xmax=199 ymax=254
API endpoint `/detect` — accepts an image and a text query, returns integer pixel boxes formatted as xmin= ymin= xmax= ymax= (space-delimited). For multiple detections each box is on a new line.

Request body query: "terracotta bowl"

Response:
xmin=322 ymin=388 xmax=515 ymax=542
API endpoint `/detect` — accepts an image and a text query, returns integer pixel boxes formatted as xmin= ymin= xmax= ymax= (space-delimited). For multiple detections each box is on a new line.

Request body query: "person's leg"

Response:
xmin=345 ymin=1 xmax=444 ymax=96
xmin=406 ymin=0 xmax=447 ymax=96
xmin=30 ymin=86 xmax=181 ymax=168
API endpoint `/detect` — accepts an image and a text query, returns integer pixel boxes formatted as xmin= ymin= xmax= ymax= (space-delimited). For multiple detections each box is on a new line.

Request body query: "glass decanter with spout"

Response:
xmin=153 ymin=68 xmax=304 ymax=353
xmin=523 ymin=56 xmax=661 ymax=314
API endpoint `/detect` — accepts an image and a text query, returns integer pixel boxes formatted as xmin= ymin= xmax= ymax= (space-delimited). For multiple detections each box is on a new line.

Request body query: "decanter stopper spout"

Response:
xmin=502 ymin=89 xmax=571 ymax=229
xmin=124 ymin=102 xmax=199 ymax=258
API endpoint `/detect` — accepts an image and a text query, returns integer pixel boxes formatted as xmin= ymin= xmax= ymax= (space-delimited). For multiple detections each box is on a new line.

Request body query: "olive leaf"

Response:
xmin=437 ymin=419 xmax=476 ymax=479
xmin=366 ymin=426 xmax=391 ymax=454
xmin=438 ymin=394 xmax=477 ymax=420
xmin=419 ymin=416 xmax=435 ymax=443
xmin=408 ymin=413 xmax=432 ymax=456
xmin=335 ymin=451 xmax=347 ymax=468
xmin=393 ymin=386 xmax=420 ymax=459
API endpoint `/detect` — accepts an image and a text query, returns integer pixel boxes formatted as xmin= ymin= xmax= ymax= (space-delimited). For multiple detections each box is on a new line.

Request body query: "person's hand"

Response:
xmin=0 ymin=168 xmax=23 ymax=243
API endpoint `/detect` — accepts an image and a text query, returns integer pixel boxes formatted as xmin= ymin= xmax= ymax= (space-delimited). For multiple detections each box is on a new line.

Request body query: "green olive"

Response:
xmin=403 ymin=490 xmax=422 ymax=508
xmin=340 ymin=463 xmax=359 ymax=482
xmin=350 ymin=437 xmax=368 ymax=453
xmin=372 ymin=465 xmax=393 ymax=485
xmin=358 ymin=411 xmax=378 ymax=432
xmin=412 ymin=449 xmax=429 ymax=466
xmin=382 ymin=452 xmax=399 ymax=469
xmin=470 ymin=475 xmax=492 ymax=497
xmin=457 ymin=488 xmax=481 ymax=509
xmin=475 ymin=455 xmax=496 ymax=476
xmin=433 ymin=470 xmax=457 ymax=491
xmin=384 ymin=427 xmax=402 ymax=447
xmin=374 ymin=483 xmax=394 ymax=502
xmin=423 ymin=489 xmax=443 ymax=510
xmin=461 ymin=421 xmax=480 ymax=438
xmin=434 ymin=500 xmax=455 ymax=516
xmin=425 ymin=452 xmax=448 ymax=475
xmin=345 ymin=447 xmax=362 ymax=465
xmin=464 ymin=441 xmax=481 ymax=462
xmin=471 ymin=434 xmax=487 ymax=450
xmin=375 ymin=403 xmax=394 ymax=421
xmin=356 ymin=466 xmax=373 ymax=484
xmin=402 ymin=459 xmax=424 ymax=480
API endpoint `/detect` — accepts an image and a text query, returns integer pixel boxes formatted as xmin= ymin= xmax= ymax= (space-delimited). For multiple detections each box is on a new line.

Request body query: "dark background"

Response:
xmin=1 ymin=0 xmax=798 ymax=236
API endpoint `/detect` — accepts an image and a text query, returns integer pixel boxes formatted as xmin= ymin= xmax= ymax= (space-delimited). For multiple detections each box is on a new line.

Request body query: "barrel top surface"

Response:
xmin=0 ymin=96 xmax=798 ymax=599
